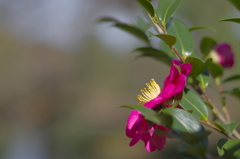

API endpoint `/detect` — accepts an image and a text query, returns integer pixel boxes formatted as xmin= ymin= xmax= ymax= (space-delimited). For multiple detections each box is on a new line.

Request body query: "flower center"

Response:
xmin=210 ymin=50 xmax=221 ymax=64
xmin=137 ymin=79 xmax=161 ymax=105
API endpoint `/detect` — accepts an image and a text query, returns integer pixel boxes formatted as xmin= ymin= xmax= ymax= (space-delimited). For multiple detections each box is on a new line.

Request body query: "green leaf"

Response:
xmin=214 ymin=122 xmax=240 ymax=134
xmin=167 ymin=18 xmax=195 ymax=57
xmin=196 ymin=70 xmax=210 ymax=89
xmin=189 ymin=26 xmax=216 ymax=32
xmin=114 ymin=23 xmax=149 ymax=44
xmin=135 ymin=16 xmax=152 ymax=31
xmin=228 ymin=0 xmax=240 ymax=10
xmin=98 ymin=17 xmax=149 ymax=44
xmin=179 ymin=89 xmax=209 ymax=121
xmin=223 ymin=74 xmax=240 ymax=83
xmin=134 ymin=47 xmax=172 ymax=65
xmin=159 ymin=41 xmax=175 ymax=58
xmin=185 ymin=56 xmax=212 ymax=79
xmin=208 ymin=62 xmax=223 ymax=79
xmin=190 ymin=51 xmax=201 ymax=58
xmin=225 ymin=87 xmax=240 ymax=99
xmin=157 ymin=0 xmax=182 ymax=26
xmin=200 ymin=36 xmax=217 ymax=57
xmin=217 ymin=138 xmax=240 ymax=158
xmin=148 ymin=31 xmax=176 ymax=47
xmin=97 ymin=16 xmax=121 ymax=23
xmin=218 ymin=17 xmax=240 ymax=24
xmin=177 ymin=131 xmax=210 ymax=145
xmin=162 ymin=108 xmax=202 ymax=133
xmin=137 ymin=0 xmax=155 ymax=17
xmin=121 ymin=105 xmax=172 ymax=127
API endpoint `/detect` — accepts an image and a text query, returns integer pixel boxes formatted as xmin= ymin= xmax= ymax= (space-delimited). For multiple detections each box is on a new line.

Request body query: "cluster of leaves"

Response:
xmin=99 ymin=0 xmax=240 ymax=158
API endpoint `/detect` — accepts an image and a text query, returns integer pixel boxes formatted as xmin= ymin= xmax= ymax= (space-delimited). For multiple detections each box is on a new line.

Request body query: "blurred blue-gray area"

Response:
xmin=0 ymin=0 xmax=239 ymax=159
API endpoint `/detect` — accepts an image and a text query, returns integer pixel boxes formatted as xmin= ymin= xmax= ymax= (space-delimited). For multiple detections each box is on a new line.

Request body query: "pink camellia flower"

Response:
xmin=210 ymin=43 xmax=234 ymax=68
xmin=126 ymin=60 xmax=192 ymax=152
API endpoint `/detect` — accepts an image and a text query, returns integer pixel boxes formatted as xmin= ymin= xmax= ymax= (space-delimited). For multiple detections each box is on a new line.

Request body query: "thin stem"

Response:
xmin=217 ymin=84 xmax=230 ymax=123
xmin=172 ymin=46 xmax=185 ymax=63
xmin=149 ymin=14 xmax=240 ymax=140
xmin=200 ymin=120 xmax=238 ymax=141
xmin=155 ymin=23 xmax=185 ymax=63
xmin=198 ymin=85 xmax=240 ymax=139
xmin=197 ymin=85 xmax=227 ymax=123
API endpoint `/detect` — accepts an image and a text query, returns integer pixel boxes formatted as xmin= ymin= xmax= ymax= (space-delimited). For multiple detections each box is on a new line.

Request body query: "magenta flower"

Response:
xmin=210 ymin=43 xmax=234 ymax=68
xmin=126 ymin=60 xmax=192 ymax=152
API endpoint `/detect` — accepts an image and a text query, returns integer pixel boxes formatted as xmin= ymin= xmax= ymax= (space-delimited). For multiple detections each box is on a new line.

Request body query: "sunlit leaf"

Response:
xmin=180 ymin=89 xmax=208 ymax=121
xmin=157 ymin=0 xmax=182 ymax=26
xmin=167 ymin=18 xmax=195 ymax=57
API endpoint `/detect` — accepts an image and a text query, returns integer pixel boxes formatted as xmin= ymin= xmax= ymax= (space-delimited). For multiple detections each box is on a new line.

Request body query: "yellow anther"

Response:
xmin=137 ymin=79 xmax=161 ymax=105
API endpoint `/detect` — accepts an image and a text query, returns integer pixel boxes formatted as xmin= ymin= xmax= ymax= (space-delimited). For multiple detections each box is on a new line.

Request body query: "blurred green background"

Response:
xmin=0 ymin=0 xmax=239 ymax=159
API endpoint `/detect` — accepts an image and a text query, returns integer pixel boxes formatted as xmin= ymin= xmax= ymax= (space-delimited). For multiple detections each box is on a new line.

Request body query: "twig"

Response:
xmin=200 ymin=120 xmax=238 ymax=141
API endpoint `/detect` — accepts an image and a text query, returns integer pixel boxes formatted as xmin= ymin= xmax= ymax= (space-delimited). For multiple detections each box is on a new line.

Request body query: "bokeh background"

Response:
xmin=0 ymin=0 xmax=239 ymax=159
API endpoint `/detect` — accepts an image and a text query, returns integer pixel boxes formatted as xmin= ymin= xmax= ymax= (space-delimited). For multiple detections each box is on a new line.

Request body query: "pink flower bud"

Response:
xmin=210 ymin=43 xmax=234 ymax=68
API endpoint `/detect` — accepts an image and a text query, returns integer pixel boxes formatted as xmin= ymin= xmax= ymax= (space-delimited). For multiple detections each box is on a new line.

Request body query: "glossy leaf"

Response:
xmin=98 ymin=17 xmax=149 ymax=44
xmin=185 ymin=56 xmax=212 ymax=79
xmin=196 ymin=70 xmax=210 ymax=90
xmin=121 ymin=105 xmax=173 ymax=127
xmin=134 ymin=47 xmax=172 ymax=65
xmin=162 ymin=108 xmax=202 ymax=133
xmin=148 ymin=31 xmax=176 ymax=47
xmin=180 ymin=89 xmax=209 ymax=121
xmin=189 ymin=26 xmax=216 ymax=32
xmin=214 ymin=122 xmax=240 ymax=134
xmin=137 ymin=0 xmax=155 ymax=17
xmin=167 ymin=18 xmax=195 ymax=56
xmin=229 ymin=0 xmax=240 ymax=10
xmin=200 ymin=36 xmax=216 ymax=57
xmin=157 ymin=0 xmax=182 ymax=26
xmin=218 ymin=17 xmax=240 ymax=24
xmin=208 ymin=62 xmax=223 ymax=79
xmin=223 ymin=74 xmax=240 ymax=83
xmin=217 ymin=138 xmax=240 ymax=158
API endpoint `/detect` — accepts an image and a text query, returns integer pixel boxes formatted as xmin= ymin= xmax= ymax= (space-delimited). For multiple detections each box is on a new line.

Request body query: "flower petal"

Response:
xmin=126 ymin=110 xmax=142 ymax=137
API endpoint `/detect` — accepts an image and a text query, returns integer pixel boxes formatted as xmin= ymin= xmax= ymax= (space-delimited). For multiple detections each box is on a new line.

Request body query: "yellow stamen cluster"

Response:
xmin=137 ymin=79 xmax=161 ymax=105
